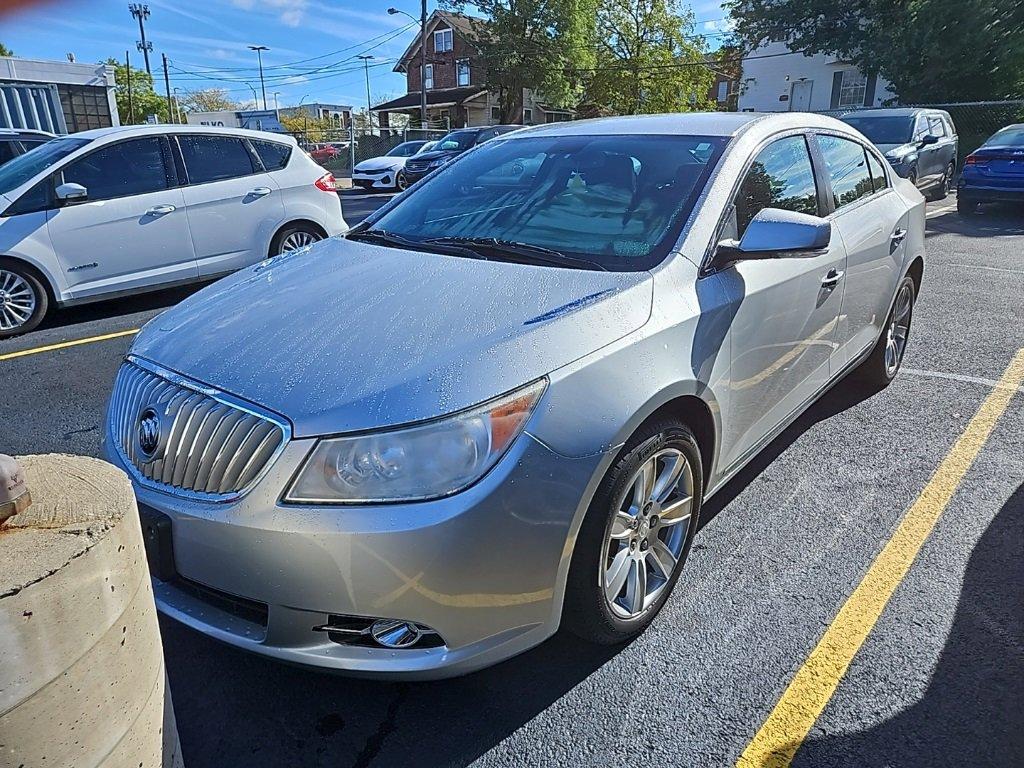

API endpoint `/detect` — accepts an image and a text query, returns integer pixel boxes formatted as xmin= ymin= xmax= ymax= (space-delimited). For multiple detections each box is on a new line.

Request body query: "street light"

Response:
xmin=248 ymin=44 xmax=269 ymax=110
xmin=388 ymin=4 xmax=427 ymax=126
xmin=357 ymin=54 xmax=374 ymax=135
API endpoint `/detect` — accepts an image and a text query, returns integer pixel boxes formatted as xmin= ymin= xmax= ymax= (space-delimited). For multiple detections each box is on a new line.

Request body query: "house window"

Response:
xmin=838 ymin=70 xmax=868 ymax=108
xmin=717 ymin=80 xmax=729 ymax=102
xmin=434 ymin=28 xmax=453 ymax=53
xmin=457 ymin=58 xmax=470 ymax=87
xmin=424 ymin=64 xmax=434 ymax=90
xmin=490 ymin=106 xmax=500 ymax=123
xmin=523 ymin=108 xmax=533 ymax=124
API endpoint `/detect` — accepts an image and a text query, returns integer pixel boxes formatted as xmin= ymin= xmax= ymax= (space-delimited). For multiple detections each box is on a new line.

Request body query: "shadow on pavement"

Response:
xmin=926 ymin=202 xmax=1024 ymax=239
xmin=36 ymin=282 xmax=208 ymax=332
xmin=784 ymin=482 xmax=1024 ymax=767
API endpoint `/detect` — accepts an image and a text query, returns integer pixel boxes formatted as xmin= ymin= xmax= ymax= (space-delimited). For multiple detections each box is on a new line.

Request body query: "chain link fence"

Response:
xmin=286 ymin=126 xmax=451 ymax=178
xmin=816 ymin=100 xmax=1024 ymax=165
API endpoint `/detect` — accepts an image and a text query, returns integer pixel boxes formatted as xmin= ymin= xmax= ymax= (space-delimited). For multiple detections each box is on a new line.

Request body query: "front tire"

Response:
xmin=564 ymin=419 xmax=703 ymax=645
xmin=854 ymin=275 xmax=915 ymax=389
xmin=395 ymin=170 xmax=408 ymax=191
xmin=270 ymin=223 xmax=324 ymax=256
xmin=926 ymin=163 xmax=955 ymax=201
xmin=0 ymin=259 xmax=48 ymax=339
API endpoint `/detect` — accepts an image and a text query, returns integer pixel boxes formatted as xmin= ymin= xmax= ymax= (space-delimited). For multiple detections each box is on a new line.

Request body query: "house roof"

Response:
xmin=372 ymin=86 xmax=487 ymax=112
xmin=393 ymin=11 xmax=487 ymax=73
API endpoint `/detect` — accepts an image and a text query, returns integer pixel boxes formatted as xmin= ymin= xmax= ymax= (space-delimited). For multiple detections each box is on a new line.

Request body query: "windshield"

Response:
xmin=0 ymin=137 xmax=88 ymax=196
xmin=985 ymin=127 xmax=1024 ymax=148
xmin=360 ymin=133 xmax=729 ymax=271
xmin=434 ymin=131 xmax=477 ymax=152
xmin=417 ymin=141 xmax=436 ymax=154
xmin=841 ymin=116 xmax=914 ymax=145
xmin=386 ymin=141 xmax=425 ymax=157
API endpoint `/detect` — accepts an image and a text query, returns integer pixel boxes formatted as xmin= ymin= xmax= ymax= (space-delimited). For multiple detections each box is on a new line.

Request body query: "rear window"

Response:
xmin=178 ymin=135 xmax=256 ymax=184
xmin=986 ymin=127 xmax=1024 ymax=147
xmin=252 ymin=140 xmax=292 ymax=170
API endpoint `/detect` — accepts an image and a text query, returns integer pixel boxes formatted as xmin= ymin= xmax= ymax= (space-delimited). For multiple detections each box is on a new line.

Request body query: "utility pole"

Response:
xmin=161 ymin=53 xmax=172 ymax=124
xmin=125 ymin=50 xmax=133 ymax=123
xmin=358 ymin=55 xmax=373 ymax=135
xmin=128 ymin=4 xmax=152 ymax=75
xmin=248 ymin=45 xmax=269 ymax=110
xmin=419 ymin=0 xmax=427 ymax=127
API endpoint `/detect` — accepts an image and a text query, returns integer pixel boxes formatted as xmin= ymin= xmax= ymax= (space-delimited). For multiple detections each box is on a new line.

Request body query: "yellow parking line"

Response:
xmin=0 ymin=328 xmax=139 ymax=362
xmin=737 ymin=347 xmax=1024 ymax=768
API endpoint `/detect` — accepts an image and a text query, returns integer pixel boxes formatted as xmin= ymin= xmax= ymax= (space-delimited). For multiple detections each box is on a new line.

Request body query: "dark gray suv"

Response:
xmin=841 ymin=108 xmax=958 ymax=200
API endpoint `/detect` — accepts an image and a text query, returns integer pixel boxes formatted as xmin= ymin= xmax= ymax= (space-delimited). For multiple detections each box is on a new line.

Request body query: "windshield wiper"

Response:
xmin=346 ymin=229 xmax=486 ymax=260
xmin=424 ymin=236 xmax=607 ymax=271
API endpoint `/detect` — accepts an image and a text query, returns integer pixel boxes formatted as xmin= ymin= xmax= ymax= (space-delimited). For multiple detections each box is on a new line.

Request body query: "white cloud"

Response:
xmin=231 ymin=0 xmax=307 ymax=27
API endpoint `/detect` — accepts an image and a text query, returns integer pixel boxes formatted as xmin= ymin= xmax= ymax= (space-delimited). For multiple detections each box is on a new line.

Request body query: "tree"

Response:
xmin=585 ymin=0 xmax=714 ymax=115
xmin=442 ymin=0 xmax=596 ymax=123
xmin=105 ymin=58 xmax=170 ymax=124
xmin=726 ymin=0 xmax=1024 ymax=102
xmin=0 ymin=43 xmax=14 ymax=57
xmin=177 ymin=88 xmax=237 ymax=114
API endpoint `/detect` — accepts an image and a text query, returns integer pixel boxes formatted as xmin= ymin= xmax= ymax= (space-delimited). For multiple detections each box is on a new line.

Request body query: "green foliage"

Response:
xmin=177 ymin=88 xmax=237 ymax=114
xmin=726 ymin=0 xmax=1024 ymax=102
xmin=0 ymin=42 xmax=14 ymax=57
xmin=586 ymin=0 xmax=714 ymax=114
xmin=105 ymin=58 xmax=171 ymax=124
xmin=442 ymin=0 xmax=596 ymax=122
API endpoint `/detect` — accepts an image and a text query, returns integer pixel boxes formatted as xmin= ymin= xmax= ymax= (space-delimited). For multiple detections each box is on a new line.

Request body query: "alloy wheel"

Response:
xmin=602 ymin=448 xmax=694 ymax=619
xmin=396 ymin=171 xmax=408 ymax=191
xmin=885 ymin=283 xmax=913 ymax=377
xmin=0 ymin=269 xmax=37 ymax=332
xmin=279 ymin=230 xmax=321 ymax=253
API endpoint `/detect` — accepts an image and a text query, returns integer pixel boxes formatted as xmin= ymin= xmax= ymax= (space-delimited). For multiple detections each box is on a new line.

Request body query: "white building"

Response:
xmin=738 ymin=41 xmax=893 ymax=113
xmin=0 ymin=56 xmax=119 ymax=133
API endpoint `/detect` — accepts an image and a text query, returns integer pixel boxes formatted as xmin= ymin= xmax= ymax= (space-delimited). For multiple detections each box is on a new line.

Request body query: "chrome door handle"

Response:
xmin=248 ymin=187 xmax=272 ymax=197
xmin=821 ymin=268 xmax=845 ymax=287
xmin=890 ymin=228 xmax=907 ymax=253
xmin=145 ymin=204 xmax=176 ymax=216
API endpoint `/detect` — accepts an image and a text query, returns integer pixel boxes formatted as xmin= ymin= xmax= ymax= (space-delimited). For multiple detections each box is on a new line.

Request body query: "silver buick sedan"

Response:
xmin=104 ymin=112 xmax=925 ymax=678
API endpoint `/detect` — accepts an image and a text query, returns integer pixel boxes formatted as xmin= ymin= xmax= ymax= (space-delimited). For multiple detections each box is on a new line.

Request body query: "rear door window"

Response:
xmin=733 ymin=134 xmax=820 ymax=238
xmin=816 ymin=135 xmax=875 ymax=210
xmin=61 ymin=137 xmax=169 ymax=201
xmin=178 ymin=135 xmax=256 ymax=184
xmin=252 ymin=140 xmax=292 ymax=170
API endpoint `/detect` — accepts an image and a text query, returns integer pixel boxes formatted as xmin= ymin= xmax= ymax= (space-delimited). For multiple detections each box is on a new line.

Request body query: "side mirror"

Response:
xmin=918 ymin=134 xmax=940 ymax=147
xmin=55 ymin=182 xmax=88 ymax=203
xmin=715 ymin=208 xmax=831 ymax=269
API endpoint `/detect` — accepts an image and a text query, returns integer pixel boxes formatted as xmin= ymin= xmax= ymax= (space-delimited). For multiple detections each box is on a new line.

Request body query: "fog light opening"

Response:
xmin=371 ymin=619 xmax=430 ymax=649
xmin=313 ymin=614 xmax=444 ymax=649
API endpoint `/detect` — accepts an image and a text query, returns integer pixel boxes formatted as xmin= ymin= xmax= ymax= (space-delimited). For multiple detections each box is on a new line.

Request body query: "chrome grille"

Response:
xmin=405 ymin=159 xmax=431 ymax=173
xmin=109 ymin=359 xmax=287 ymax=499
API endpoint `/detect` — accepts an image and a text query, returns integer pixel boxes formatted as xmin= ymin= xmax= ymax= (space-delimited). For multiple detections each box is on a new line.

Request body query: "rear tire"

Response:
xmin=853 ymin=275 xmax=915 ymax=390
xmin=269 ymin=223 xmax=324 ymax=256
xmin=564 ymin=419 xmax=703 ymax=645
xmin=0 ymin=258 xmax=48 ymax=339
xmin=957 ymin=196 xmax=979 ymax=216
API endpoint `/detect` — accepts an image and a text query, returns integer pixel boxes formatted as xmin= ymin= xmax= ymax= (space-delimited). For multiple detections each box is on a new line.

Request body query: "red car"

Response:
xmin=308 ymin=142 xmax=349 ymax=163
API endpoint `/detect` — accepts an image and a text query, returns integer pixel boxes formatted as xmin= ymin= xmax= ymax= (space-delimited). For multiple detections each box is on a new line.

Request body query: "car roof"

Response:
xmin=504 ymin=111 xmax=851 ymax=139
xmin=63 ymin=123 xmax=297 ymax=145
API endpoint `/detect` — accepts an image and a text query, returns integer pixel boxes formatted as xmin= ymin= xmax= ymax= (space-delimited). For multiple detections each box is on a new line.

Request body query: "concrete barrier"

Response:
xmin=0 ymin=454 xmax=183 ymax=768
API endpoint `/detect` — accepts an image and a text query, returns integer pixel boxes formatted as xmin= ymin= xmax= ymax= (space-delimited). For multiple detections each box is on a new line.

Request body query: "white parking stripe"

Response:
xmin=902 ymin=366 xmax=1023 ymax=393
xmin=926 ymin=203 xmax=957 ymax=218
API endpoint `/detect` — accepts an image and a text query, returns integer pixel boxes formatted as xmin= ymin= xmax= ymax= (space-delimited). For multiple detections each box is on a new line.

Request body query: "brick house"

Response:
xmin=373 ymin=11 xmax=573 ymax=129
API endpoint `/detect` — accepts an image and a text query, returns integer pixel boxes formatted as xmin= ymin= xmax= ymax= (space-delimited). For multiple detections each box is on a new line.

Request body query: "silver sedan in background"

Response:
xmin=104 ymin=112 xmax=925 ymax=678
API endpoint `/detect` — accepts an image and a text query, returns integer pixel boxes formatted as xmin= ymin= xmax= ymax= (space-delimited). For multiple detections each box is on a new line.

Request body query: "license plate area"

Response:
xmin=138 ymin=504 xmax=177 ymax=581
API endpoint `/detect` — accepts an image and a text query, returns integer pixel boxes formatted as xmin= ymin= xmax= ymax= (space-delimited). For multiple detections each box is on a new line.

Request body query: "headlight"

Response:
xmin=429 ymin=157 xmax=450 ymax=168
xmin=285 ymin=379 xmax=547 ymax=504
xmin=885 ymin=150 xmax=916 ymax=165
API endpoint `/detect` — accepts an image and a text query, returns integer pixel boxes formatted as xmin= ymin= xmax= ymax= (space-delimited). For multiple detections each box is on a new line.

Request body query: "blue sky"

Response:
xmin=2 ymin=0 xmax=731 ymax=111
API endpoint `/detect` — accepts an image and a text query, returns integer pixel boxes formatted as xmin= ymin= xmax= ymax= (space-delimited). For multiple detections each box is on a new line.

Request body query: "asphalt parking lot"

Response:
xmin=1 ymin=191 xmax=1021 ymax=767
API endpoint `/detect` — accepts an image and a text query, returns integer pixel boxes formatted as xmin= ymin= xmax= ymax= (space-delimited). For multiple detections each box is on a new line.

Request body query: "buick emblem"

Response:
xmin=137 ymin=407 xmax=162 ymax=460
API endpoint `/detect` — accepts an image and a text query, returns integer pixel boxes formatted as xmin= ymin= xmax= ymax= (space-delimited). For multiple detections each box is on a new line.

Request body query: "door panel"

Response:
xmin=47 ymin=137 xmax=196 ymax=298
xmin=176 ymin=135 xmax=285 ymax=277
xmin=718 ymin=134 xmax=847 ymax=471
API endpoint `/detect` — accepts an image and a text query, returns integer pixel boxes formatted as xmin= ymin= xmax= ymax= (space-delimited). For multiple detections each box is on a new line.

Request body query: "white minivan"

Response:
xmin=0 ymin=125 xmax=346 ymax=337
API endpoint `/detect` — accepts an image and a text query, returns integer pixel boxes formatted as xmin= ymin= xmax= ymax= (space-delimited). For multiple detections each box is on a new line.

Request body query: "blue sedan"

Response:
xmin=958 ymin=123 xmax=1024 ymax=214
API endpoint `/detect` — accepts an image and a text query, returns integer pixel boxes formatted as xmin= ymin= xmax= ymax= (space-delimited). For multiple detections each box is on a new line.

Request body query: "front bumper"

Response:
xmin=104 ymin=421 xmax=607 ymax=679
xmin=352 ymin=168 xmax=398 ymax=189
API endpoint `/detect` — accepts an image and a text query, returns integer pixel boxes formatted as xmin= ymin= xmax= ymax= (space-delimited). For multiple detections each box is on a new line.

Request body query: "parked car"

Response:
xmin=0 ymin=128 xmax=55 ymax=168
xmin=309 ymin=141 xmax=353 ymax=164
xmin=103 ymin=112 xmax=924 ymax=679
xmin=957 ymin=123 xmax=1024 ymax=215
xmin=402 ymin=125 xmax=520 ymax=184
xmin=0 ymin=125 xmax=345 ymax=337
xmin=352 ymin=140 xmax=435 ymax=191
xmin=841 ymin=108 xmax=958 ymax=200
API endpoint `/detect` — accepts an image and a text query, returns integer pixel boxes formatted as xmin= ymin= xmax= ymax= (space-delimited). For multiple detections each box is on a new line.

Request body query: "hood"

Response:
xmin=354 ymin=156 xmax=405 ymax=172
xmin=409 ymin=149 xmax=461 ymax=163
xmin=130 ymin=238 xmax=653 ymax=437
xmin=877 ymin=142 xmax=915 ymax=157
